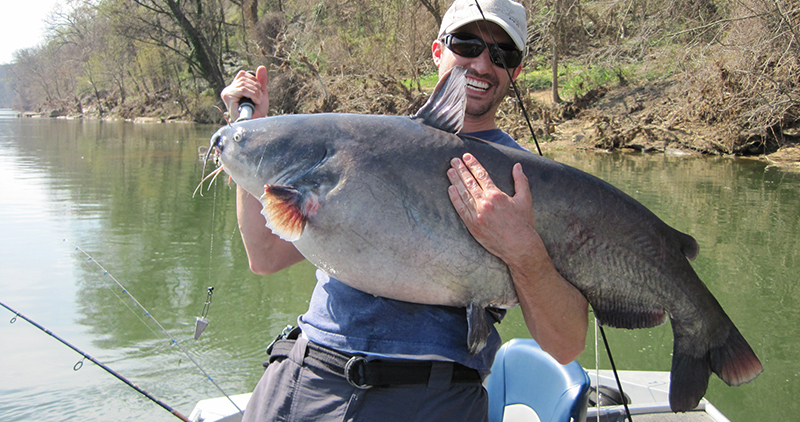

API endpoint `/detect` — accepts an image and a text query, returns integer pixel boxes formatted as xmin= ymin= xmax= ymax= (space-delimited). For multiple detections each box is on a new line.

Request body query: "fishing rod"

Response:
xmin=0 ymin=300 xmax=191 ymax=422
xmin=66 ymin=240 xmax=244 ymax=415
xmin=472 ymin=2 xmax=632 ymax=420
xmin=473 ymin=0 xmax=542 ymax=156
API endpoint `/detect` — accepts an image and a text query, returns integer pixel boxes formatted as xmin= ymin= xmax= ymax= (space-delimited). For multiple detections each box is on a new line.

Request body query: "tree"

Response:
xmin=418 ymin=0 xmax=444 ymax=27
xmin=112 ymin=0 xmax=227 ymax=95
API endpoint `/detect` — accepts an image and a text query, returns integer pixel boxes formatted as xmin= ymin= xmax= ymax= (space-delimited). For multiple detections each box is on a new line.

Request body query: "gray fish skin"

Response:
xmin=208 ymin=74 xmax=761 ymax=413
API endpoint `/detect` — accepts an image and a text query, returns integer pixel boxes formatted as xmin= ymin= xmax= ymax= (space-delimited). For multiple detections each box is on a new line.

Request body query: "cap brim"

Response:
xmin=439 ymin=16 xmax=525 ymax=52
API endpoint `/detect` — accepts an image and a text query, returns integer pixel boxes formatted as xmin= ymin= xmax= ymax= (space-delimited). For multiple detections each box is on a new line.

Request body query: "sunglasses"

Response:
xmin=442 ymin=33 xmax=523 ymax=69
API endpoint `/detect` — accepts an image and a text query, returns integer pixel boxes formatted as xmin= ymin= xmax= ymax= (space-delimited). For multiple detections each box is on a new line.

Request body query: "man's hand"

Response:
xmin=220 ymin=66 xmax=270 ymax=121
xmin=446 ymin=152 xmax=537 ymax=264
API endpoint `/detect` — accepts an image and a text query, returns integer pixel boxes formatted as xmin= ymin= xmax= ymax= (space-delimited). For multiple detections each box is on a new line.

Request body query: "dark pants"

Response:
xmin=242 ymin=336 xmax=489 ymax=422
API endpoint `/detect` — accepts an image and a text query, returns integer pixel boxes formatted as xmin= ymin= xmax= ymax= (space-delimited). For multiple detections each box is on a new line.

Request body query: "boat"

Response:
xmin=189 ymin=338 xmax=730 ymax=422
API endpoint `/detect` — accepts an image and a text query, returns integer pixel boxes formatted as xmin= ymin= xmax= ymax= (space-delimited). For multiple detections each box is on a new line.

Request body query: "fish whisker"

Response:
xmin=193 ymin=166 xmax=226 ymax=198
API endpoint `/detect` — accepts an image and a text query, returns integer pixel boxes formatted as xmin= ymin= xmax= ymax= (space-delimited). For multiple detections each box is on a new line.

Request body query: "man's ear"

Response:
xmin=432 ymin=39 xmax=444 ymax=67
xmin=511 ymin=64 xmax=523 ymax=81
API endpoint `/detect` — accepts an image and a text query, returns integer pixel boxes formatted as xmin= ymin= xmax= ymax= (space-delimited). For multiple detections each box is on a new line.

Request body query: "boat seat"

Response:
xmin=485 ymin=338 xmax=590 ymax=422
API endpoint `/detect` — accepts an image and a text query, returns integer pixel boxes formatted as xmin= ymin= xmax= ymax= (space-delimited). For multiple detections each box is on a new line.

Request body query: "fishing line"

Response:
xmin=0 ymin=301 xmax=192 ymax=422
xmin=595 ymin=314 xmax=601 ymax=422
xmin=473 ymin=2 xmax=632 ymax=420
xmin=64 ymin=240 xmax=244 ymax=415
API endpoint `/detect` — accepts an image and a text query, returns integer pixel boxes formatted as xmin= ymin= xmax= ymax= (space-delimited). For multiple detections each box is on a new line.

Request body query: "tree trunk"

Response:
xmin=551 ymin=0 xmax=562 ymax=104
xmin=164 ymin=0 xmax=226 ymax=94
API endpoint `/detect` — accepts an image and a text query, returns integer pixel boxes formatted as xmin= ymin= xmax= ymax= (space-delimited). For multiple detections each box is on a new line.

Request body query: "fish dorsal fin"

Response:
xmin=259 ymin=184 xmax=319 ymax=242
xmin=411 ymin=66 xmax=467 ymax=134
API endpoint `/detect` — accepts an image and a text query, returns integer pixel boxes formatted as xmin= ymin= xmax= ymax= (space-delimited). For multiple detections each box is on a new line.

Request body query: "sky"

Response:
xmin=1 ymin=0 xmax=62 ymax=65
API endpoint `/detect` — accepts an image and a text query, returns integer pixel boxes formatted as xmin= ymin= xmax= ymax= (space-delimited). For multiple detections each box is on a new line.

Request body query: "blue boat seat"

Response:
xmin=485 ymin=338 xmax=590 ymax=422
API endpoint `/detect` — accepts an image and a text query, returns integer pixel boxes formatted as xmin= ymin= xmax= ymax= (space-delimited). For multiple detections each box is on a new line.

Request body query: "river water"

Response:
xmin=0 ymin=113 xmax=796 ymax=421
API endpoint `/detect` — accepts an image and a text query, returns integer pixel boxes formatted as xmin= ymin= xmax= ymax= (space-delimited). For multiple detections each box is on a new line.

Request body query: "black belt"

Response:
xmin=266 ymin=328 xmax=481 ymax=389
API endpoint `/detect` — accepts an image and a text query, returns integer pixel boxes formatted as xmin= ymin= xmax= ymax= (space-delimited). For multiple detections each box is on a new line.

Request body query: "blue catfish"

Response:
xmin=206 ymin=67 xmax=761 ymax=411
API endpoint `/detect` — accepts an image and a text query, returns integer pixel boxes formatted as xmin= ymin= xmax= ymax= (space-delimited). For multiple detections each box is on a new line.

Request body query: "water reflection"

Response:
xmin=0 ymin=118 xmax=797 ymax=421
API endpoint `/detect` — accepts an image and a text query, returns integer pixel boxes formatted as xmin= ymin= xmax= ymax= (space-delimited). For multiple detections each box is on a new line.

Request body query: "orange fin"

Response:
xmin=259 ymin=184 xmax=318 ymax=241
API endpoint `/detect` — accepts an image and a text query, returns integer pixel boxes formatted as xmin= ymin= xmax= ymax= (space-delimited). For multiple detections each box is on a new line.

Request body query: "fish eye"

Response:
xmin=233 ymin=127 xmax=245 ymax=142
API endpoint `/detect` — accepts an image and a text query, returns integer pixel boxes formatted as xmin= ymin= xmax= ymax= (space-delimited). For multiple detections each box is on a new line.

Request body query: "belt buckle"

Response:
xmin=266 ymin=324 xmax=294 ymax=355
xmin=345 ymin=356 xmax=372 ymax=389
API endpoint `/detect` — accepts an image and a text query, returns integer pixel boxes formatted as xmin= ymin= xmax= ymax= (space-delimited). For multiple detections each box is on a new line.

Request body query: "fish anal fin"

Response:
xmin=593 ymin=305 xmax=668 ymax=329
xmin=466 ymin=301 xmax=491 ymax=355
xmin=260 ymin=184 xmax=319 ymax=242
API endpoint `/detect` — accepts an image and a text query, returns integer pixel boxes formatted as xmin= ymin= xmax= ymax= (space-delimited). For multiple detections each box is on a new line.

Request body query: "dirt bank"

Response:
xmin=507 ymin=79 xmax=800 ymax=170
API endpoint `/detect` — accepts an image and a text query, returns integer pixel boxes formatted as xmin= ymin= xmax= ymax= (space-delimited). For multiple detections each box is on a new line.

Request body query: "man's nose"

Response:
xmin=469 ymin=47 xmax=495 ymax=74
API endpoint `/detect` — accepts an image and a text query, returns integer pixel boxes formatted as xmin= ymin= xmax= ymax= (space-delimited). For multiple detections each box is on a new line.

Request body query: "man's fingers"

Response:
xmin=256 ymin=66 xmax=268 ymax=94
xmin=447 ymin=167 xmax=475 ymax=219
xmin=512 ymin=163 xmax=532 ymax=203
xmin=462 ymin=153 xmax=497 ymax=191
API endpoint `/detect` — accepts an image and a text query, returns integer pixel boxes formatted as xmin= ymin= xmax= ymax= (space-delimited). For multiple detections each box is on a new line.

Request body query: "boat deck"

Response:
xmin=585 ymin=370 xmax=729 ymax=422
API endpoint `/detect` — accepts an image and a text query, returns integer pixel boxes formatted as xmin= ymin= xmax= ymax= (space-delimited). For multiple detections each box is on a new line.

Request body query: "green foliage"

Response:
xmin=517 ymin=57 xmax=556 ymax=91
xmin=558 ymin=64 xmax=622 ymax=99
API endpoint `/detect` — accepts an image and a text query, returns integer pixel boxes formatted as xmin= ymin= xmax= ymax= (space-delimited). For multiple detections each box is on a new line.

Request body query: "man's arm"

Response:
xmin=447 ymin=153 xmax=588 ymax=364
xmin=222 ymin=66 xmax=306 ymax=274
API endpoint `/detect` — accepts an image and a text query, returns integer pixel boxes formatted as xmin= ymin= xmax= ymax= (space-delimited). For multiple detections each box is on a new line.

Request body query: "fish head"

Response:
xmin=207 ymin=116 xmax=333 ymax=200
xmin=207 ymin=119 xmax=283 ymax=197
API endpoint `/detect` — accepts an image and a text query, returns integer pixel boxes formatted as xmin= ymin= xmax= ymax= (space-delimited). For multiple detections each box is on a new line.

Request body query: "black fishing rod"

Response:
xmin=0 ymin=301 xmax=191 ymax=422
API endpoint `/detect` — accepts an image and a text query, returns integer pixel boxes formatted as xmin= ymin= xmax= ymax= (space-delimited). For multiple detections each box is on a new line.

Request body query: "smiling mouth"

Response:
xmin=466 ymin=77 xmax=490 ymax=92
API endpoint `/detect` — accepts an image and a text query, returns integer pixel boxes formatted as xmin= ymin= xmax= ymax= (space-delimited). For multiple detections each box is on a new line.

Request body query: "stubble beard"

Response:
xmin=465 ymin=72 xmax=510 ymax=119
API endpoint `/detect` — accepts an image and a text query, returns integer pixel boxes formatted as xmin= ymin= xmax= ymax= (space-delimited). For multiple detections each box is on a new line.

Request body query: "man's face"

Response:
xmin=433 ymin=21 xmax=522 ymax=120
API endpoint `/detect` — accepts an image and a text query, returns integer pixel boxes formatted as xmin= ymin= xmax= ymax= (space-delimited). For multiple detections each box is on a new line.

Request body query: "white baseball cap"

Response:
xmin=438 ymin=0 xmax=527 ymax=52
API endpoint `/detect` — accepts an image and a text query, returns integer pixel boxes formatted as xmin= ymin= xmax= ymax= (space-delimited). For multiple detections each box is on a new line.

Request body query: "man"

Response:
xmin=220 ymin=0 xmax=588 ymax=420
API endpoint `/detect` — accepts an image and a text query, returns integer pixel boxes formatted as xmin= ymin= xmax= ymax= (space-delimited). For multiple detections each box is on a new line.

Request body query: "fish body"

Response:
xmin=207 ymin=67 xmax=761 ymax=411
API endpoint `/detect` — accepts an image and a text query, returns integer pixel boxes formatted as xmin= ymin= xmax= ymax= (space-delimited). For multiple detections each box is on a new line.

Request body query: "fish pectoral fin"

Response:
xmin=260 ymin=184 xmax=319 ymax=242
xmin=466 ymin=301 xmax=491 ymax=355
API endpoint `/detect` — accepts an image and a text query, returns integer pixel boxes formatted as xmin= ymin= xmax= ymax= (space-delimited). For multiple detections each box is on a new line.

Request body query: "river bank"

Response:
xmin=14 ymin=73 xmax=800 ymax=168
xmin=511 ymin=79 xmax=800 ymax=169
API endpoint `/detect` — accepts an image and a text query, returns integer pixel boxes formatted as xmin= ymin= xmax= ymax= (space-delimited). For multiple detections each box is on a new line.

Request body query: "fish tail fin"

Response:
xmin=260 ymin=184 xmax=319 ymax=242
xmin=709 ymin=326 xmax=763 ymax=387
xmin=466 ymin=301 xmax=491 ymax=355
xmin=669 ymin=341 xmax=712 ymax=412
xmin=669 ymin=323 xmax=762 ymax=412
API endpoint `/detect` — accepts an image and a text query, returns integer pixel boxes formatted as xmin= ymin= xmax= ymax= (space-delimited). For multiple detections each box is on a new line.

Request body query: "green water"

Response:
xmin=0 ymin=116 xmax=796 ymax=420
